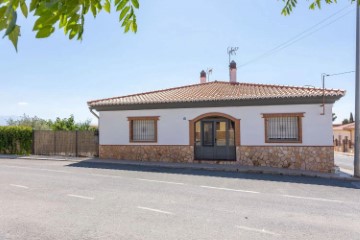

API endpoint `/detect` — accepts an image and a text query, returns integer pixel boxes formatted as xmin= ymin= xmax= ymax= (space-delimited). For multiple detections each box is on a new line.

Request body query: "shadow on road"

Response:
xmin=66 ymin=161 xmax=359 ymax=189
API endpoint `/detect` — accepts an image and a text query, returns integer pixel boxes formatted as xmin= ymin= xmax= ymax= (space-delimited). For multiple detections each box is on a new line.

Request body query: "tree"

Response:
xmin=7 ymin=114 xmax=52 ymax=130
xmin=350 ymin=112 xmax=354 ymax=123
xmin=0 ymin=0 xmax=139 ymax=51
xmin=332 ymin=113 xmax=337 ymax=122
xmin=6 ymin=114 xmax=96 ymax=131
xmin=343 ymin=118 xmax=350 ymax=124
xmin=281 ymin=0 xmax=359 ymax=16
xmin=51 ymin=115 xmax=76 ymax=131
xmin=51 ymin=114 xmax=97 ymax=131
xmin=2 ymin=0 xmax=359 ymax=51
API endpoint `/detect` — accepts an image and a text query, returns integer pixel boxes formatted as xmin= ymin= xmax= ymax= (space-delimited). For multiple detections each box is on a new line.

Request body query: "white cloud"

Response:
xmin=17 ymin=102 xmax=29 ymax=106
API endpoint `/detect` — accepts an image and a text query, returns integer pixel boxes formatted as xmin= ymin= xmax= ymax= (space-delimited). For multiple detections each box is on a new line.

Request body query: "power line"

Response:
xmin=239 ymin=5 xmax=354 ymax=68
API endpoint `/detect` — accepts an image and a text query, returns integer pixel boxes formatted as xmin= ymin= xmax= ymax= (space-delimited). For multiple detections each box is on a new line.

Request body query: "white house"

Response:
xmin=88 ymin=61 xmax=345 ymax=173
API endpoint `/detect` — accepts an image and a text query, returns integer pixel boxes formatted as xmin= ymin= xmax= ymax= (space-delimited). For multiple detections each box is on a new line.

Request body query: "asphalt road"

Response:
xmin=0 ymin=158 xmax=359 ymax=240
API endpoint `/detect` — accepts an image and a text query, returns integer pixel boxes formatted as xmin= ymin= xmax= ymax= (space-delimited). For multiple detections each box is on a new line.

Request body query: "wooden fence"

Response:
xmin=32 ymin=130 xmax=99 ymax=157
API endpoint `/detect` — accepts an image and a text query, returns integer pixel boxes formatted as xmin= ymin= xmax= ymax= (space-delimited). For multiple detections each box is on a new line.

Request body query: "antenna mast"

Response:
xmin=206 ymin=68 xmax=213 ymax=82
xmin=227 ymin=47 xmax=239 ymax=64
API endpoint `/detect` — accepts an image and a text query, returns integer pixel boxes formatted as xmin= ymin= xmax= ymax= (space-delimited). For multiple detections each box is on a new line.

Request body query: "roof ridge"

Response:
xmin=236 ymin=82 xmax=344 ymax=92
xmin=196 ymin=80 xmax=344 ymax=92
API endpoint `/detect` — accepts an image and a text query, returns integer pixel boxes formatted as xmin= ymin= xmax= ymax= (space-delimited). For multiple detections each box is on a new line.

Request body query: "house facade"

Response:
xmin=88 ymin=61 xmax=345 ymax=173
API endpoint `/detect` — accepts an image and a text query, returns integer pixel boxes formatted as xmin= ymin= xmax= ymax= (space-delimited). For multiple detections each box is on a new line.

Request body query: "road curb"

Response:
xmin=83 ymin=159 xmax=360 ymax=182
xmin=1 ymin=155 xmax=359 ymax=181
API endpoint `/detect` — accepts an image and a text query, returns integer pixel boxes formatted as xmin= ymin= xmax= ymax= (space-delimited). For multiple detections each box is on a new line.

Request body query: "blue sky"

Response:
xmin=0 ymin=0 xmax=357 ymax=125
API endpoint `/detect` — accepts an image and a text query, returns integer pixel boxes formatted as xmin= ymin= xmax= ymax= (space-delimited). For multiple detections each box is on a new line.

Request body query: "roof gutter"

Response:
xmin=89 ymin=107 xmax=99 ymax=119
xmin=89 ymin=96 xmax=343 ymax=112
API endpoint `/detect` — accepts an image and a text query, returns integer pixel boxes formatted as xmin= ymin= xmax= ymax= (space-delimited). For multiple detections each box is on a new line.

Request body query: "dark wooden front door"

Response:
xmin=194 ymin=118 xmax=235 ymax=161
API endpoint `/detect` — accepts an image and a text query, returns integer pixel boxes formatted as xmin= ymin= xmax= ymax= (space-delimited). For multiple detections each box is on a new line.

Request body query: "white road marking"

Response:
xmin=137 ymin=206 xmax=174 ymax=215
xmin=91 ymin=173 xmax=123 ymax=179
xmin=282 ymin=195 xmax=343 ymax=203
xmin=136 ymin=178 xmax=184 ymax=185
xmin=200 ymin=185 xmax=260 ymax=194
xmin=10 ymin=184 xmax=29 ymax=189
xmin=2 ymin=165 xmax=70 ymax=174
xmin=67 ymin=194 xmax=94 ymax=200
xmin=236 ymin=225 xmax=280 ymax=236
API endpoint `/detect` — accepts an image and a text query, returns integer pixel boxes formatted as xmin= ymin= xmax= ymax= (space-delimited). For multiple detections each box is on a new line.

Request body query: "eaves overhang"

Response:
xmin=89 ymin=96 xmax=342 ymax=111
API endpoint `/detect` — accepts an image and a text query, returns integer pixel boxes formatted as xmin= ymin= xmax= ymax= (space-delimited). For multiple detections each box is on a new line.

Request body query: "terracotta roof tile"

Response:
xmin=333 ymin=122 xmax=355 ymax=131
xmin=88 ymin=81 xmax=345 ymax=107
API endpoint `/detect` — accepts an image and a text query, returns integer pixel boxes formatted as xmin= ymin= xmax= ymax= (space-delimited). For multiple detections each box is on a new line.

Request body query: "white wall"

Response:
xmin=333 ymin=129 xmax=352 ymax=141
xmin=99 ymin=104 xmax=334 ymax=146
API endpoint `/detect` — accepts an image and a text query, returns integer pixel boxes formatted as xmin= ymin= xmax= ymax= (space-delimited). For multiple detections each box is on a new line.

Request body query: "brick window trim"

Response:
xmin=262 ymin=112 xmax=304 ymax=144
xmin=127 ymin=116 xmax=159 ymax=143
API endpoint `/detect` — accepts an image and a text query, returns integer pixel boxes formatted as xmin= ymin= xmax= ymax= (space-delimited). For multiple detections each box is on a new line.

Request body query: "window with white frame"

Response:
xmin=128 ymin=117 xmax=159 ymax=142
xmin=263 ymin=113 xmax=303 ymax=143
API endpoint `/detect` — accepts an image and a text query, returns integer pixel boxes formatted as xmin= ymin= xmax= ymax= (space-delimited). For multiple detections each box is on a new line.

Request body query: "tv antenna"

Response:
xmin=206 ymin=68 xmax=213 ymax=82
xmin=227 ymin=47 xmax=239 ymax=64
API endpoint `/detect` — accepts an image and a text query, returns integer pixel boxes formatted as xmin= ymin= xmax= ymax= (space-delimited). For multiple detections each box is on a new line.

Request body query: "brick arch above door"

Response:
xmin=189 ymin=112 xmax=240 ymax=146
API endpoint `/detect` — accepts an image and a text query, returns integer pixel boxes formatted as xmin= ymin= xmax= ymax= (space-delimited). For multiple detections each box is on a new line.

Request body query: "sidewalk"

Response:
xmin=335 ymin=151 xmax=354 ymax=156
xmin=0 ymin=154 xmax=359 ymax=181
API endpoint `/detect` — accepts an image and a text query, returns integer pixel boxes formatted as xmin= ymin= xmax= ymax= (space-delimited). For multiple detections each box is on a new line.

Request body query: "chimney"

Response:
xmin=229 ymin=60 xmax=237 ymax=83
xmin=200 ymin=70 xmax=206 ymax=83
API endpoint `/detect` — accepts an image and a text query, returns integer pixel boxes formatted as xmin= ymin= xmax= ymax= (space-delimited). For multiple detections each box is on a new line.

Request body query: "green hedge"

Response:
xmin=0 ymin=126 xmax=32 ymax=155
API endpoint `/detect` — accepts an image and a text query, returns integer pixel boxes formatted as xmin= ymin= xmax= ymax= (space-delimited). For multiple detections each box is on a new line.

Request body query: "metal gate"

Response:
xmin=194 ymin=118 xmax=235 ymax=161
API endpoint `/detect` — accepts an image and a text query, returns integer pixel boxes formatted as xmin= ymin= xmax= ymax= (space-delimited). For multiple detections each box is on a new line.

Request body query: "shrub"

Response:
xmin=0 ymin=126 xmax=32 ymax=155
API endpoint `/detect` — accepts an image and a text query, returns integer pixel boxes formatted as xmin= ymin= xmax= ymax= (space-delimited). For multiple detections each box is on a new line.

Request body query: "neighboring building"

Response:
xmin=88 ymin=61 xmax=345 ymax=172
xmin=333 ymin=123 xmax=354 ymax=153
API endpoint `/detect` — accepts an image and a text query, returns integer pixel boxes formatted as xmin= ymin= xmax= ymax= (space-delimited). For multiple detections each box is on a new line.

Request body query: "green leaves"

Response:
xmin=0 ymin=0 xmax=140 ymax=51
xmin=20 ymin=0 xmax=28 ymax=17
xmin=115 ymin=0 xmax=139 ymax=33
xmin=0 ymin=5 xmax=20 ymax=51
xmin=8 ymin=24 xmax=19 ymax=51
xmin=104 ymin=0 xmax=111 ymax=13
xmin=35 ymin=25 xmax=54 ymax=38
xmin=0 ymin=126 xmax=33 ymax=155
xmin=3 ymin=9 xmax=16 ymax=37
xmin=281 ymin=0 xmax=297 ymax=16
xmin=119 ymin=5 xmax=129 ymax=21
xmin=281 ymin=0 xmax=346 ymax=16
xmin=131 ymin=0 xmax=139 ymax=9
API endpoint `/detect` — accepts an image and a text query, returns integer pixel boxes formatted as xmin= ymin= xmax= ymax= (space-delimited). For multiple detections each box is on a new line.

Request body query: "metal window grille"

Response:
xmin=267 ymin=117 xmax=299 ymax=141
xmin=132 ymin=120 xmax=155 ymax=141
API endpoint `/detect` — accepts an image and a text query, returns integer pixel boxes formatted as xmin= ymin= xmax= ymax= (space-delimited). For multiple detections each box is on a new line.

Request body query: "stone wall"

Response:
xmin=100 ymin=145 xmax=334 ymax=173
xmin=99 ymin=145 xmax=194 ymax=163
xmin=238 ymin=146 xmax=334 ymax=173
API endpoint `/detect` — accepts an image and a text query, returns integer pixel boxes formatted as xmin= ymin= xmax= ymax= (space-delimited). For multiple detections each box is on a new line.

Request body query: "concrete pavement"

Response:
xmin=335 ymin=152 xmax=355 ymax=175
xmin=0 ymin=158 xmax=359 ymax=240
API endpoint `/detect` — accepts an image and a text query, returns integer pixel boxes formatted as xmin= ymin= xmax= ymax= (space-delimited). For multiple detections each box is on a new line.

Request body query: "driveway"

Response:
xmin=0 ymin=158 xmax=359 ymax=240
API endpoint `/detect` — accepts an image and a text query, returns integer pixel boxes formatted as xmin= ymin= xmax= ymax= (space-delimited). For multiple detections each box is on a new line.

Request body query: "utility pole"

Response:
xmin=354 ymin=0 xmax=360 ymax=178
xmin=320 ymin=71 xmax=354 ymax=115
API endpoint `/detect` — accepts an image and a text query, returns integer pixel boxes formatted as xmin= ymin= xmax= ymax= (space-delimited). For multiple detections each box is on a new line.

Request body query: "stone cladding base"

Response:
xmin=238 ymin=146 xmax=334 ymax=173
xmin=99 ymin=145 xmax=194 ymax=163
xmin=99 ymin=145 xmax=334 ymax=173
